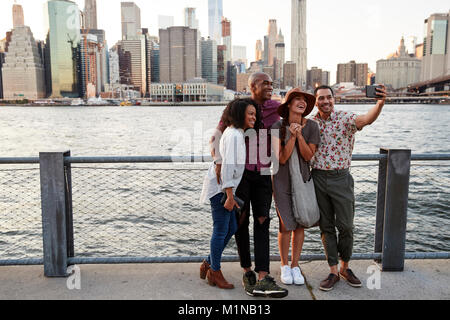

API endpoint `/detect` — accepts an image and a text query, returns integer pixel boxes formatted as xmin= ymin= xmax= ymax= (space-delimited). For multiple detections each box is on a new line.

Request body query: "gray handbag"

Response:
xmin=288 ymin=145 xmax=320 ymax=228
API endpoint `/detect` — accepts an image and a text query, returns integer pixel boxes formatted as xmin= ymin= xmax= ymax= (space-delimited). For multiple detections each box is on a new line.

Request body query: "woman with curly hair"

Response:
xmin=199 ymin=98 xmax=260 ymax=289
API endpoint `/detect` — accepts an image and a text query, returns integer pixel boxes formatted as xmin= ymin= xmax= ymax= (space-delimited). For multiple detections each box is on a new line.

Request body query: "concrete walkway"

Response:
xmin=0 ymin=260 xmax=449 ymax=300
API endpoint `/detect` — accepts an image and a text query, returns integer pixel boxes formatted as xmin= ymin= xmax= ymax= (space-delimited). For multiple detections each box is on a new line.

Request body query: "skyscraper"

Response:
xmin=201 ymin=38 xmax=218 ymax=84
xmin=222 ymin=18 xmax=232 ymax=63
xmin=150 ymin=42 xmax=160 ymax=84
xmin=208 ymin=0 xmax=223 ymax=45
xmin=184 ymin=8 xmax=202 ymax=81
xmin=306 ymin=67 xmax=323 ymax=90
xmin=159 ymin=27 xmax=199 ymax=83
xmin=83 ymin=29 xmax=108 ymax=93
xmin=12 ymin=3 xmax=24 ymax=28
xmin=2 ymin=3 xmax=46 ymax=99
xmin=117 ymin=38 xmax=147 ymax=96
xmin=82 ymin=0 xmax=106 ymax=95
xmin=336 ymin=61 xmax=368 ymax=86
xmin=263 ymin=35 xmax=269 ymax=66
xmin=226 ymin=61 xmax=237 ymax=91
xmin=84 ymin=0 xmax=97 ymax=29
xmin=45 ymin=0 xmax=82 ymax=98
xmin=283 ymin=61 xmax=297 ymax=89
xmin=255 ymin=40 xmax=263 ymax=62
xmin=273 ymin=28 xmax=285 ymax=88
xmin=119 ymin=2 xmax=146 ymax=96
xmin=267 ymin=19 xmax=278 ymax=66
xmin=291 ymin=0 xmax=307 ymax=87
xmin=274 ymin=43 xmax=285 ymax=88
xmin=277 ymin=29 xmax=285 ymax=44
xmin=233 ymin=45 xmax=247 ymax=67
xmin=421 ymin=12 xmax=450 ymax=82
xmin=79 ymin=33 xmax=100 ymax=98
xmin=121 ymin=2 xmax=141 ymax=40
xmin=184 ymin=8 xmax=199 ymax=29
xmin=217 ymin=44 xmax=225 ymax=85
xmin=109 ymin=45 xmax=120 ymax=84
xmin=142 ymin=29 xmax=159 ymax=96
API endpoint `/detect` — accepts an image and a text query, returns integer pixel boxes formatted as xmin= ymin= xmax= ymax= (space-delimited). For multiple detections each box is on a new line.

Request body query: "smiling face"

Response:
xmin=244 ymin=105 xmax=257 ymax=130
xmin=315 ymin=88 xmax=335 ymax=116
xmin=289 ymin=95 xmax=308 ymax=116
xmin=251 ymin=74 xmax=273 ymax=103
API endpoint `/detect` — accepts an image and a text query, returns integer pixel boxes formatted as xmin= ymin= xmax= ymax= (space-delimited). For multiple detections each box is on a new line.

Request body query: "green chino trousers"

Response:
xmin=311 ymin=169 xmax=355 ymax=267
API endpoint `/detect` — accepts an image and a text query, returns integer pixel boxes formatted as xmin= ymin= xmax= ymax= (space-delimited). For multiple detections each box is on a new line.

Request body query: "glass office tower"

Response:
xmin=201 ymin=38 xmax=218 ymax=84
xmin=421 ymin=12 xmax=450 ymax=82
xmin=46 ymin=0 xmax=81 ymax=98
xmin=208 ymin=0 xmax=223 ymax=45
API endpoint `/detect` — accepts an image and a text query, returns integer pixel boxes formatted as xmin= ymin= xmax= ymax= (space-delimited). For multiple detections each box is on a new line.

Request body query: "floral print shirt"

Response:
xmin=311 ymin=110 xmax=359 ymax=170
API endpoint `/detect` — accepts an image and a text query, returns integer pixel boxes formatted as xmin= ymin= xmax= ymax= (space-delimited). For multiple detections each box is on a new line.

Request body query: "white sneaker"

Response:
xmin=280 ymin=265 xmax=293 ymax=285
xmin=292 ymin=266 xmax=305 ymax=286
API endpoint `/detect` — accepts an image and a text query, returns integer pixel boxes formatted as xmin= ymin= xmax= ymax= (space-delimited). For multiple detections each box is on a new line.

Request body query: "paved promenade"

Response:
xmin=0 ymin=260 xmax=448 ymax=300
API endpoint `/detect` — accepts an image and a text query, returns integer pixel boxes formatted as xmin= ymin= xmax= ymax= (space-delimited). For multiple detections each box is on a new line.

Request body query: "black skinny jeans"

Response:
xmin=235 ymin=170 xmax=272 ymax=274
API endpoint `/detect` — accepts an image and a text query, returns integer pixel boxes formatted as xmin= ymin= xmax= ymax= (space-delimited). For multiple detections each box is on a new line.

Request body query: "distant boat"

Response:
xmin=34 ymin=100 xmax=55 ymax=105
xmin=71 ymin=98 xmax=84 ymax=106
xmin=109 ymin=99 xmax=121 ymax=106
xmin=120 ymin=101 xmax=132 ymax=107
xmin=87 ymin=97 xmax=105 ymax=106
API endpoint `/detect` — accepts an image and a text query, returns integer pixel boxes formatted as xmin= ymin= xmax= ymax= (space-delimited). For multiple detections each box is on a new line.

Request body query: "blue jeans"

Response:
xmin=207 ymin=193 xmax=238 ymax=272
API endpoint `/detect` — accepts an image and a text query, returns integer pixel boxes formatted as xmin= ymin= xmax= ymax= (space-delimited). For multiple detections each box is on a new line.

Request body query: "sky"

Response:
xmin=1 ymin=0 xmax=449 ymax=83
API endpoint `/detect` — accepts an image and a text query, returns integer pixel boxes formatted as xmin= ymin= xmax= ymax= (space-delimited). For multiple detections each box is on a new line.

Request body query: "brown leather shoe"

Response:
xmin=340 ymin=269 xmax=362 ymax=288
xmin=319 ymin=273 xmax=340 ymax=292
xmin=207 ymin=269 xmax=234 ymax=289
xmin=200 ymin=260 xmax=210 ymax=280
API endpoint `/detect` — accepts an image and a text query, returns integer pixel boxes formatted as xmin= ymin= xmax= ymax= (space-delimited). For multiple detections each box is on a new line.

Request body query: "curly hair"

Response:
xmin=220 ymin=98 xmax=262 ymax=130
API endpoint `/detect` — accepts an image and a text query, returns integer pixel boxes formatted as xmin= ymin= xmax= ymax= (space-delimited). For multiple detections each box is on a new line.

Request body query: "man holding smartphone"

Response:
xmin=312 ymin=84 xmax=387 ymax=292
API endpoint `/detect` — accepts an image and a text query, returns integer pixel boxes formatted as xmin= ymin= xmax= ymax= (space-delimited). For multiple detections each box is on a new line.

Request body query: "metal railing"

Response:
xmin=0 ymin=150 xmax=449 ymax=276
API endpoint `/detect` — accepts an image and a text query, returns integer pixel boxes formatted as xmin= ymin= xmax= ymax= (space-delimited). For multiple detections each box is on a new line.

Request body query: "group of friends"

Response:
xmin=199 ymin=72 xmax=387 ymax=298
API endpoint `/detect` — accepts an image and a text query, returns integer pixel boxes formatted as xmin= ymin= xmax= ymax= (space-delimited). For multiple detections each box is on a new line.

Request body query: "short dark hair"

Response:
xmin=222 ymin=98 xmax=261 ymax=130
xmin=314 ymin=85 xmax=335 ymax=97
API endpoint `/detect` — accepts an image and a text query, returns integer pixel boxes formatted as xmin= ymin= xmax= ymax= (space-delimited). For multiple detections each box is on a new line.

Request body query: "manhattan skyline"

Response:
xmin=0 ymin=0 xmax=449 ymax=82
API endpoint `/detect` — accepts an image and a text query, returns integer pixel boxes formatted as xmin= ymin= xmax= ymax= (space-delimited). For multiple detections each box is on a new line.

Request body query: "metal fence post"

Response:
xmin=64 ymin=151 xmax=74 ymax=259
xmin=374 ymin=149 xmax=388 ymax=262
xmin=39 ymin=151 xmax=72 ymax=277
xmin=377 ymin=149 xmax=412 ymax=272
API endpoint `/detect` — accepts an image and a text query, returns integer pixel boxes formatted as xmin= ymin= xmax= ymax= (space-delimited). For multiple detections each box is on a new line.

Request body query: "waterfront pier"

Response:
xmin=1 ymin=260 xmax=449 ymax=300
xmin=0 ymin=151 xmax=449 ymax=300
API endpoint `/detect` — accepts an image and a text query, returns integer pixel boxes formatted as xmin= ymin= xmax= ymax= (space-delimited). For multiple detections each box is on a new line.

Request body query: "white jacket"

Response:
xmin=200 ymin=127 xmax=246 ymax=204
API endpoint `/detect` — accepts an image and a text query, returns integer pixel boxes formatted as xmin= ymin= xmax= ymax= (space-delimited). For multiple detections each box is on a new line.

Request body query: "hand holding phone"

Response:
xmin=366 ymin=85 xmax=384 ymax=98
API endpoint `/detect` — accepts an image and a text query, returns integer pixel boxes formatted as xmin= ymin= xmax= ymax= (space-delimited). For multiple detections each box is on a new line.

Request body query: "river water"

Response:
xmin=0 ymin=104 xmax=449 ymax=259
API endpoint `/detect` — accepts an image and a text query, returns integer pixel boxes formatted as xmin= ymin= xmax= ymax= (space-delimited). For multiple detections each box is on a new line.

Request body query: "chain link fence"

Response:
xmin=1 ymin=158 xmax=449 ymax=262
xmin=71 ymin=164 xmax=209 ymax=258
xmin=0 ymin=164 xmax=42 ymax=260
xmin=407 ymin=162 xmax=450 ymax=252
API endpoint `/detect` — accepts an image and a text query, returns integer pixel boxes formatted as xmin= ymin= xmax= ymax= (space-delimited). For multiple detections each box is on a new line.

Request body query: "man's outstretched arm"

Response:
xmin=355 ymin=85 xmax=387 ymax=130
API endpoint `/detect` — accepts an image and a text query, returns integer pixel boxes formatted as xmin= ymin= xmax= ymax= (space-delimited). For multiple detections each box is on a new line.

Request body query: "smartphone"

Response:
xmin=366 ymin=85 xmax=383 ymax=98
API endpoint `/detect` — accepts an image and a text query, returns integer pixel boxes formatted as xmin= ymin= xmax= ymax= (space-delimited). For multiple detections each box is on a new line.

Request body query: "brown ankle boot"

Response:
xmin=200 ymin=260 xmax=210 ymax=280
xmin=207 ymin=269 xmax=234 ymax=289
